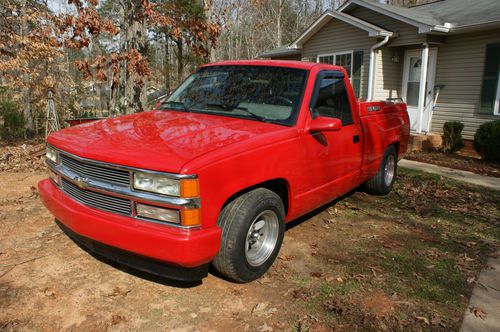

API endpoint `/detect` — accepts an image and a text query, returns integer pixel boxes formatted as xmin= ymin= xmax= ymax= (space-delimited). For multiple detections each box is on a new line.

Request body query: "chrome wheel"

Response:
xmin=245 ymin=210 xmax=279 ymax=267
xmin=384 ymin=154 xmax=396 ymax=186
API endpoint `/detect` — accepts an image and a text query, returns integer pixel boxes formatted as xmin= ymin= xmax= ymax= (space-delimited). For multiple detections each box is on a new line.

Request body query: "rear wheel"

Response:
xmin=365 ymin=145 xmax=398 ymax=195
xmin=213 ymin=188 xmax=285 ymax=283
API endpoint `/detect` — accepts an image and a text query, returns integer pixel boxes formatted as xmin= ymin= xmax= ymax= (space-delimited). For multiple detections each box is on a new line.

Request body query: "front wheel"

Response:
xmin=365 ymin=145 xmax=398 ymax=195
xmin=212 ymin=188 xmax=285 ymax=283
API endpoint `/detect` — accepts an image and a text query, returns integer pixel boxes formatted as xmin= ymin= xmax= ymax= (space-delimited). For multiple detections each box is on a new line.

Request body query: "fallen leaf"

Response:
xmin=252 ymin=302 xmax=269 ymax=316
xmin=258 ymin=323 xmax=273 ymax=332
xmin=413 ymin=272 xmax=423 ymax=280
xmin=470 ymin=306 xmax=487 ymax=320
xmin=266 ymin=307 xmax=278 ymax=316
xmin=431 ymin=315 xmax=443 ymax=326
xmin=110 ymin=315 xmax=126 ymax=325
xmin=106 ymin=287 xmax=131 ymax=297
xmin=415 ymin=316 xmax=430 ymax=325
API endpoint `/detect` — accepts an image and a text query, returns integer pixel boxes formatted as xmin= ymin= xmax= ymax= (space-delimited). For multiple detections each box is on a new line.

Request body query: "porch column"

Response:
xmin=417 ymin=43 xmax=429 ymax=133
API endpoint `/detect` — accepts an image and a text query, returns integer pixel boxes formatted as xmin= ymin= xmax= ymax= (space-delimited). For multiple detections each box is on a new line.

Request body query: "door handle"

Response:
xmin=353 ymin=135 xmax=360 ymax=143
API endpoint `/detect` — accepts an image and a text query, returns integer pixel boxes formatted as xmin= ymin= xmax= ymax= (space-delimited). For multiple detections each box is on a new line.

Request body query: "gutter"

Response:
xmin=448 ymin=21 xmax=500 ymax=34
xmin=367 ymin=35 xmax=389 ymax=101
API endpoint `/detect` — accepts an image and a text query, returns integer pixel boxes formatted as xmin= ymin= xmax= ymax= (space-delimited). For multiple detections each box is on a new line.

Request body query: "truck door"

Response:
xmin=299 ymin=71 xmax=363 ymax=205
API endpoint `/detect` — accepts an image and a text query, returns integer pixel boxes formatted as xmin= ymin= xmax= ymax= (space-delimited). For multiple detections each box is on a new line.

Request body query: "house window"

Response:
xmin=317 ymin=52 xmax=353 ymax=77
xmin=317 ymin=51 xmax=363 ymax=99
xmin=479 ymin=43 xmax=500 ymax=115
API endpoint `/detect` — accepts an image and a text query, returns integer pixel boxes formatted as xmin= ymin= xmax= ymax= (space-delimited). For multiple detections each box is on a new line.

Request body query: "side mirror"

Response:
xmin=308 ymin=117 xmax=342 ymax=133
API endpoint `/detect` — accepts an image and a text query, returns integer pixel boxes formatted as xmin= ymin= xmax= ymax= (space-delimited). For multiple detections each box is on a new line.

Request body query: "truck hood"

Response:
xmin=48 ymin=110 xmax=288 ymax=173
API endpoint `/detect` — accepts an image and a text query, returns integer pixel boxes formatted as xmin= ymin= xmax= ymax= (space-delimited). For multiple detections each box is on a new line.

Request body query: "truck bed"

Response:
xmin=358 ymin=100 xmax=410 ymax=179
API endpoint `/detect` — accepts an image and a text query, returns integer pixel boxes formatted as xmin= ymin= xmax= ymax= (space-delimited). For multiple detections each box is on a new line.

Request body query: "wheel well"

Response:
xmin=392 ymin=142 xmax=400 ymax=155
xmin=221 ymin=179 xmax=290 ymax=216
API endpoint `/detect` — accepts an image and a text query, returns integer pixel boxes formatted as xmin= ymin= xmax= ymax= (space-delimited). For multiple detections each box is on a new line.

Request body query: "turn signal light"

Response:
xmin=181 ymin=208 xmax=201 ymax=227
xmin=180 ymin=178 xmax=200 ymax=198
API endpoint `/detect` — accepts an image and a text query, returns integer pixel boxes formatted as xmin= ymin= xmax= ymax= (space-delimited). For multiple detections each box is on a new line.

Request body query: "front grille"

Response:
xmin=61 ymin=178 xmax=132 ymax=216
xmin=61 ymin=154 xmax=130 ymax=186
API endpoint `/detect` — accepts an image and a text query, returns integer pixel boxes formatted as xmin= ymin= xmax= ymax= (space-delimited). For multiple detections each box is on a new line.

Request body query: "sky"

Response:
xmin=47 ymin=0 xmax=76 ymax=14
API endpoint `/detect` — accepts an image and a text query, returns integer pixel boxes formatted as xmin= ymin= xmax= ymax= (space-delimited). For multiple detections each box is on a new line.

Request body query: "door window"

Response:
xmin=406 ymin=56 xmax=421 ymax=106
xmin=311 ymin=74 xmax=353 ymax=125
xmin=479 ymin=43 xmax=500 ymax=115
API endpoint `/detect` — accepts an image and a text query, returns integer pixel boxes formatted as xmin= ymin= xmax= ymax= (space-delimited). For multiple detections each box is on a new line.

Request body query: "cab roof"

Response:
xmin=202 ymin=60 xmax=341 ymax=71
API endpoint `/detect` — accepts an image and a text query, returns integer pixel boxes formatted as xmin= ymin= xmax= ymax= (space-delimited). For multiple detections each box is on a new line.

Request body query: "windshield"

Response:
xmin=160 ymin=65 xmax=308 ymax=126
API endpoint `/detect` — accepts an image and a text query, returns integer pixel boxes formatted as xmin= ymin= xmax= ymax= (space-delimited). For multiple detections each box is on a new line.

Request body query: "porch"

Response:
xmin=371 ymin=42 xmax=442 ymax=136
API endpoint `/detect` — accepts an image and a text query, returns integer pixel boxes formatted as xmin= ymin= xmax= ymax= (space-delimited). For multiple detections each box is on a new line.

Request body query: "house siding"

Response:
xmin=373 ymin=46 xmax=403 ymax=100
xmin=432 ymin=29 xmax=500 ymax=139
xmin=301 ymin=18 xmax=374 ymax=99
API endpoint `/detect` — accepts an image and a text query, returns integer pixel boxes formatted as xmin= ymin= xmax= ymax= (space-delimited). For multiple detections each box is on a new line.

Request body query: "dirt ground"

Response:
xmin=0 ymin=168 xmax=498 ymax=331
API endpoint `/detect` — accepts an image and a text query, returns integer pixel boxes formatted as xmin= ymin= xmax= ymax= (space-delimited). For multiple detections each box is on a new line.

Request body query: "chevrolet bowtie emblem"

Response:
xmin=74 ymin=176 xmax=90 ymax=189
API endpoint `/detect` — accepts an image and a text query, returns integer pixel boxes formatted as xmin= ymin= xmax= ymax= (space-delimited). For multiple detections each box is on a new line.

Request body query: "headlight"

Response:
xmin=134 ymin=172 xmax=179 ymax=196
xmin=46 ymin=146 xmax=59 ymax=164
xmin=136 ymin=203 xmax=180 ymax=224
xmin=133 ymin=172 xmax=200 ymax=198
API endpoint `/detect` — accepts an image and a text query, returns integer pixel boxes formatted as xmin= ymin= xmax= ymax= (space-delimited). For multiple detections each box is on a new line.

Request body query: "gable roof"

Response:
xmin=340 ymin=0 xmax=500 ymax=33
xmin=340 ymin=0 xmax=448 ymax=32
xmin=259 ymin=0 xmax=500 ymax=58
xmin=289 ymin=10 xmax=394 ymax=49
xmin=413 ymin=0 xmax=500 ymax=31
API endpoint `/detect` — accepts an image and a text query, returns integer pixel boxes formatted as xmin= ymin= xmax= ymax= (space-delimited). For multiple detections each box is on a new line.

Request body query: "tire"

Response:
xmin=365 ymin=145 xmax=398 ymax=196
xmin=213 ymin=188 xmax=285 ymax=283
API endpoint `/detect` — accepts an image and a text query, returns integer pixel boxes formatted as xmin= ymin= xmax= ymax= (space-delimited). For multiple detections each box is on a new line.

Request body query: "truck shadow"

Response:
xmin=55 ymin=187 xmax=361 ymax=288
xmin=285 ymin=187 xmax=359 ymax=231
xmin=55 ymin=221 xmax=203 ymax=288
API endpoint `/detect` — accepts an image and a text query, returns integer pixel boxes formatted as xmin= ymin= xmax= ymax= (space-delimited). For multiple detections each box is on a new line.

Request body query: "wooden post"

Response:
xmin=417 ymin=43 xmax=429 ymax=134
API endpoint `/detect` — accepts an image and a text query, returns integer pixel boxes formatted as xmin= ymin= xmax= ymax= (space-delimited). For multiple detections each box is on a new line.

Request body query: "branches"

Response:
xmin=212 ymin=0 xmax=324 ymax=60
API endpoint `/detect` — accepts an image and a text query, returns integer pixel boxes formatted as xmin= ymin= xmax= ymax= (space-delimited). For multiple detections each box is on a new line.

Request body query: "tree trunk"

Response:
xmin=276 ymin=0 xmax=283 ymax=47
xmin=117 ymin=0 xmax=148 ymax=114
xmin=164 ymin=35 xmax=171 ymax=93
xmin=176 ymin=37 xmax=183 ymax=84
xmin=19 ymin=0 xmax=33 ymax=134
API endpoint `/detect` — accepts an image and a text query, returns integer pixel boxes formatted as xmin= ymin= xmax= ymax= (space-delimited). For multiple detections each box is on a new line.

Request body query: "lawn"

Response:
xmin=282 ymin=168 xmax=499 ymax=331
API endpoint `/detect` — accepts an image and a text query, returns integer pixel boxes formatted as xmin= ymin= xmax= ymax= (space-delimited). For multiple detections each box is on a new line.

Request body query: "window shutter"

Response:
xmin=352 ymin=51 xmax=363 ymax=99
xmin=479 ymin=44 xmax=500 ymax=114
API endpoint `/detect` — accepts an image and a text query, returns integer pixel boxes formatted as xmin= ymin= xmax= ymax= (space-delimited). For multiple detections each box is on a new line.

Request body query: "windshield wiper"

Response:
xmin=159 ymin=101 xmax=190 ymax=112
xmin=205 ymin=103 xmax=267 ymax=123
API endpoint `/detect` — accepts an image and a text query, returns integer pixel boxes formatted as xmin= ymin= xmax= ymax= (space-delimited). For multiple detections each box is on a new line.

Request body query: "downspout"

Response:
xmin=367 ymin=35 xmax=389 ymax=101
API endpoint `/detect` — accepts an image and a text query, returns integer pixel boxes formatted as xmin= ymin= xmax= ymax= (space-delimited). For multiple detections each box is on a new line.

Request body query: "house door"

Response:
xmin=401 ymin=48 xmax=437 ymax=132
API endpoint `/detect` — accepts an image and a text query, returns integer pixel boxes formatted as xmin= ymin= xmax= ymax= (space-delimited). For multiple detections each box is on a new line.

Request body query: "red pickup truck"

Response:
xmin=39 ymin=60 xmax=409 ymax=283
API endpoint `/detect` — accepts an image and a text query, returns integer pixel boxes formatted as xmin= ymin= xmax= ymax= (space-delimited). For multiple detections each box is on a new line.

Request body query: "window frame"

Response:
xmin=479 ymin=43 xmax=500 ymax=116
xmin=308 ymin=70 xmax=354 ymax=126
xmin=316 ymin=51 xmax=354 ymax=77
xmin=495 ymin=72 xmax=500 ymax=115
xmin=162 ymin=65 xmax=310 ymax=126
